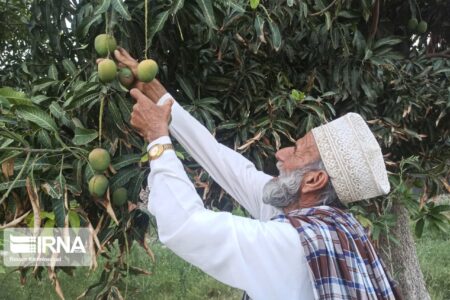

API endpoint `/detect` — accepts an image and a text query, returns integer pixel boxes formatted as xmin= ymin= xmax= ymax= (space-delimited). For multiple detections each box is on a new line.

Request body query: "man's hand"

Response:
xmin=114 ymin=48 xmax=168 ymax=103
xmin=129 ymin=88 xmax=173 ymax=143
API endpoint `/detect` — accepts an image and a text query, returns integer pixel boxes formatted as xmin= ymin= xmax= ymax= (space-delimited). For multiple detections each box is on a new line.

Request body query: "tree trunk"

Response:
xmin=379 ymin=202 xmax=430 ymax=300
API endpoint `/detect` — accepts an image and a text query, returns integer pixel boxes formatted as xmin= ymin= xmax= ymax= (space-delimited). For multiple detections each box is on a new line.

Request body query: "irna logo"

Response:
xmin=3 ymin=228 xmax=92 ymax=267
xmin=10 ymin=235 xmax=86 ymax=254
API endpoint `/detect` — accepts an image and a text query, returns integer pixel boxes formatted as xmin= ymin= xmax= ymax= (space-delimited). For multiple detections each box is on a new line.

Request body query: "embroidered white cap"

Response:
xmin=311 ymin=113 xmax=390 ymax=204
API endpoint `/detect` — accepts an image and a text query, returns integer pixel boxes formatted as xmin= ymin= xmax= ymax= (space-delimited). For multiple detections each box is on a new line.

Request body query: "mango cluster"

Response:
xmin=87 ymin=148 xmax=128 ymax=207
xmin=407 ymin=18 xmax=428 ymax=34
xmin=94 ymin=34 xmax=159 ymax=85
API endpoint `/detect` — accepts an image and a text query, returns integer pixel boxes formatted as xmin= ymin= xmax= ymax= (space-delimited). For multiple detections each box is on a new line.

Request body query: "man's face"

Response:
xmin=262 ymin=132 xmax=322 ymax=208
xmin=275 ymin=131 xmax=321 ymax=173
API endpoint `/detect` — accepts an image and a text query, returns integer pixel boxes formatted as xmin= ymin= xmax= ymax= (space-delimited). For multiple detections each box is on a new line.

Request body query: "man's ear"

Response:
xmin=301 ymin=170 xmax=329 ymax=194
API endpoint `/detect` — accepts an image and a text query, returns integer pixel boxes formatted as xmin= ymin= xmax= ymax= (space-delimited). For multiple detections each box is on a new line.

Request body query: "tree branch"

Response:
xmin=368 ymin=0 xmax=380 ymax=41
xmin=309 ymin=0 xmax=339 ymax=17
xmin=1 ymin=147 xmax=70 ymax=153
xmin=424 ymin=49 xmax=450 ymax=59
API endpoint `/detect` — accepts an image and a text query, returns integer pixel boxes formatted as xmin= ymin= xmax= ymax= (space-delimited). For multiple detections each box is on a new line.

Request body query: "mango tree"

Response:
xmin=1 ymin=0 xmax=449 ymax=299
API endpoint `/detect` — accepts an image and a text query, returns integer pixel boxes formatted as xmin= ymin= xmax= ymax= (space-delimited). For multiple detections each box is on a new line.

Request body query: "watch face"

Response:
xmin=150 ymin=145 xmax=161 ymax=157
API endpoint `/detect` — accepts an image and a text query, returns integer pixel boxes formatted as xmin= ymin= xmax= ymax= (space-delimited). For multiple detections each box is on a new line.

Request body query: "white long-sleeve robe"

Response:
xmin=146 ymin=98 xmax=315 ymax=300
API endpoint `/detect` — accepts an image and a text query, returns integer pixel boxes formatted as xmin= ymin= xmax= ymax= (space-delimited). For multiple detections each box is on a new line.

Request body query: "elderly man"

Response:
xmin=113 ymin=48 xmax=401 ymax=299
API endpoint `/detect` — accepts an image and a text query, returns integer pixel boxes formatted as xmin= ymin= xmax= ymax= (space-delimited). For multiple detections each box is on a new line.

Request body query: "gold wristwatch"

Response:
xmin=148 ymin=143 xmax=174 ymax=160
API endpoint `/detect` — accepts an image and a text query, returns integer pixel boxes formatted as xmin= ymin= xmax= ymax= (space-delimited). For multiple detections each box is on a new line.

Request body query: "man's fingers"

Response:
xmin=115 ymin=48 xmax=137 ymax=65
xmin=114 ymin=49 xmax=133 ymax=65
xmin=162 ymin=100 xmax=174 ymax=118
xmin=118 ymin=47 xmax=136 ymax=61
xmin=130 ymin=88 xmax=153 ymax=105
xmin=114 ymin=50 xmax=130 ymax=64
xmin=163 ymin=99 xmax=174 ymax=109
xmin=134 ymin=81 xmax=145 ymax=90
xmin=96 ymin=58 xmax=104 ymax=64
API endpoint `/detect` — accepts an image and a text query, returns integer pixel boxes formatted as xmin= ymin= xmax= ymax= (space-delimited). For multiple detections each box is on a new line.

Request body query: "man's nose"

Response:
xmin=275 ymin=147 xmax=291 ymax=161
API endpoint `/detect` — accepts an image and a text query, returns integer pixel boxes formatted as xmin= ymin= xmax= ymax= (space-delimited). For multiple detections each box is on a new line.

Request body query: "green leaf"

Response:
xmin=140 ymin=153 xmax=149 ymax=163
xmin=0 ymin=87 xmax=31 ymax=106
xmin=65 ymin=90 xmax=100 ymax=109
xmin=0 ymin=179 xmax=27 ymax=191
xmin=110 ymin=167 xmax=141 ymax=190
xmin=62 ymin=59 xmax=77 ymax=75
xmin=48 ymin=64 xmax=58 ymax=80
xmin=268 ymin=21 xmax=282 ymax=51
xmin=372 ymin=225 xmax=381 ymax=241
xmin=148 ymin=11 xmax=170 ymax=44
xmin=431 ymin=205 xmax=450 ymax=214
xmin=415 ymin=218 xmax=425 ymax=238
xmin=107 ymin=99 xmax=125 ymax=130
xmin=321 ymin=91 xmax=337 ymax=97
xmin=114 ymin=94 xmax=131 ymax=121
xmin=228 ymin=1 xmax=245 ymax=13
xmin=195 ymin=0 xmax=217 ymax=29
xmin=363 ymin=49 xmax=373 ymax=61
xmin=37 ymin=129 xmax=53 ymax=148
xmin=299 ymin=1 xmax=308 ymax=18
xmin=325 ymin=12 xmax=331 ymax=31
xmin=254 ymin=15 xmax=265 ymax=42
xmin=0 ymin=86 xmax=28 ymax=99
xmin=52 ymin=197 xmax=65 ymax=228
xmin=170 ymin=0 xmax=185 ymax=14
xmin=352 ymin=30 xmax=366 ymax=56
xmin=112 ymin=154 xmax=141 ymax=170
xmin=14 ymin=157 xmax=52 ymax=172
xmin=68 ymin=210 xmax=81 ymax=228
xmin=176 ymin=74 xmax=195 ymax=101
xmin=79 ymin=14 xmax=102 ymax=37
xmin=432 ymin=68 xmax=450 ymax=75
xmin=72 ymin=127 xmax=98 ymax=145
xmin=373 ymin=37 xmax=402 ymax=49
xmin=111 ymin=0 xmax=131 ymax=21
xmin=32 ymin=78 xmax=57 ymax=93
xmin=197 ymin=97 xmax=220 ymax=105
xmin=0 ymin=95 xmax=11 ymax=108
xmin=129 ymin=170 xmax=147 ymax=203
xmin=95 ymin=0 xmax=111 ymax=15
xmin=0 ymin=128 xmax=29 ymax=146
xmin=42 ymin=182 xmax=62 ymax=199
xmin=49 ymin=101 xmax=73 ymax=128
xmin=43 ymin=219 xmax=55 ymax=232
xmin=337 ymin=10 xmax=359 ymax=19
xmin=176 ymin=151 xmax=185 ymax=160
xmin=31 ymin=95 xmax=51 ymax=105
xmin=290 ymin=89 xmax=305 ymax=101
xmin=15 ymin=106 xmax=58 ymax=132
xmin=250 ymin=0 xmax=260 ymax=10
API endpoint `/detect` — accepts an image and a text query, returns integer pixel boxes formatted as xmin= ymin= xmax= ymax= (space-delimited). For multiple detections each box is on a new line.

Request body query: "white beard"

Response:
xmin=262 ymin=163 xmax=306 ymax=208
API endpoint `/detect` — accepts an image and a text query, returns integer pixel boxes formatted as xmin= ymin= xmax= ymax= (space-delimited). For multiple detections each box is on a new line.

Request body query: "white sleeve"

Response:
xmin=156 ymin=94 xmax=280 ymax=221
xmin=147 ymin=136 xmax=312 ymax=300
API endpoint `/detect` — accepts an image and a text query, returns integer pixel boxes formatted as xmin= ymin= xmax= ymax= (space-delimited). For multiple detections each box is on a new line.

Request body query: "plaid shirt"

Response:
xmin=271 ymin=206 xmax=401 ymax=300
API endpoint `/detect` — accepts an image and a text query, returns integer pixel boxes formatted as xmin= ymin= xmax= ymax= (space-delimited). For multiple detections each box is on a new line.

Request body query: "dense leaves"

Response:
xmin=0 ymin=0 xmax=449 ymax=298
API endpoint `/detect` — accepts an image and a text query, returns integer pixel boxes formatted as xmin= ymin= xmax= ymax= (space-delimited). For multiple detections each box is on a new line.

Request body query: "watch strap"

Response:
xmin=148 ymin=143 xmax=174 ymax=160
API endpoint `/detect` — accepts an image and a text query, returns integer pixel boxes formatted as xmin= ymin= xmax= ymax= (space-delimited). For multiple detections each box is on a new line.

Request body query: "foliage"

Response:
xmin=0 ymin=0 xmax=449 ymax=298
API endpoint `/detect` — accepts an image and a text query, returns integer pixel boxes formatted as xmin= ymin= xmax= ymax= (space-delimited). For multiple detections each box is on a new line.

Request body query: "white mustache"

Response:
xmin=262 ymin=166 xmax=304 ymax=208
xmin=276 ymin=162 xmax=283 ymax=170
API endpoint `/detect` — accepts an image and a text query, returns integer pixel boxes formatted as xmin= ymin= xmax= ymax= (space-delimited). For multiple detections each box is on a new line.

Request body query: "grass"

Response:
xmin=416 ymin=232 xmax=450 ymax=300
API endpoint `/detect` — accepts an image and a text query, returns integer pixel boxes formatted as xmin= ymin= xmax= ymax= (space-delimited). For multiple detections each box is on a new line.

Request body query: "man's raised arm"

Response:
xmin=113 ymin=48 xmax=279 ymax=221
xmin=167 ymin=99 xmax=279 ymax=220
